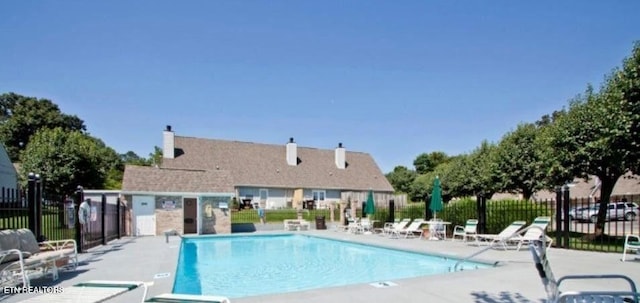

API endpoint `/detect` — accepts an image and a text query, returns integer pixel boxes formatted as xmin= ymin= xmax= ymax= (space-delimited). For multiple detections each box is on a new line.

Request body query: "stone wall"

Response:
xmin=156 ymin=208 xmax=184 ymax=235
xmin=202 ymin=208 xmax=231 ymax=234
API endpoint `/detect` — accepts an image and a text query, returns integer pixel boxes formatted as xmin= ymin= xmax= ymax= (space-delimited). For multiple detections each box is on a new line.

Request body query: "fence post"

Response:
xmin=27 ymin=173 xmax=37 ymax=235
xmin=361 ymin=201 xmax=366 ymax=218
xmin=116 ymin=197 xmax=121 ymax=239
xmin=388 ymin=199 xmax=395 ymax=223
xmin=74 ymin=185 xmax=84 ymax=253
xmin=101 ymin=194 xmax=107 ymax=245
xmin=34 ymin=174 xmax=43 ymax=241
xmin=562 ymin=185 xmax=571 ymax=249
xmin=555 ymin=186 xmax=563 ymax=248
xmin=476 ymin=194 xmax=487 ymax=234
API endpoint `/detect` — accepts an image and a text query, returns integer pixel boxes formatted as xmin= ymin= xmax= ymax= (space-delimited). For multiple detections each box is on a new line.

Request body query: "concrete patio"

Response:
xmin=3 ymin=228 xmax=640 ymax=303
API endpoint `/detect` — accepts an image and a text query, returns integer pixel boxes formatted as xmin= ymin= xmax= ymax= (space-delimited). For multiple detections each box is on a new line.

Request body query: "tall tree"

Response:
xmin=413 ymin=152 xmax=449 ymax=175
xmin=385 ymin=166 xmax=417 ymax=194
xmin=609 ymin=41 xmax=640 ymax=175
xmin=19 ymin=128 xmax=120 ymax=200
xmin=494 ymin=123 xmax=545 ymax=200
xmin=121 ymin=151 xmax=151 ymax=166
xmin=467 ymin=140 xmax=499 ymax=198
xmin=0 ymin=93 xmax=86 ymax=161
xmin=543 ymin=84 xmax=634 ymax=236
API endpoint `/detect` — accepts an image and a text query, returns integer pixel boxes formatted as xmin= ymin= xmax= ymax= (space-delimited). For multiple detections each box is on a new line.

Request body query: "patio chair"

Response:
xmin=145 ymin=293 xmax=231 ymax=303
xmin=336 ymin=217 xmax=359 ymax=232
xmin=514 ymin=216 xmax=553 ymax=251
xmin=622 ymin=234 xmax=640 ymax=262
xmin=427 ymin=218 xmax=447 ymax=240
xmin=374 ymin=218 xmax=410 ymax=236
xmin=475 ymin=221 xmax=527 ymax=250
xmin=19 ymin=280 xmax=150 ymax=303
xmin=452 ymin=219 xmax=478 ymax=242
xmin=393 ymin=219 xmax=426 ymax=238
xmin=349 ymin=218 xmax=370 ymax=234
xmin=529 ymin=232 xmax=640 ymax=303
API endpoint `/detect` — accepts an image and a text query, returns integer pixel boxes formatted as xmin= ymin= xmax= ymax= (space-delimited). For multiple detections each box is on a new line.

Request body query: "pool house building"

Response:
xmin=121 ymin=126 xmax=395 ymax=236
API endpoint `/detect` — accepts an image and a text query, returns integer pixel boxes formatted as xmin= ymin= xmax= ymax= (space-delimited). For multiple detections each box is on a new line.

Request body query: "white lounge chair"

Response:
xmin=529 ymin=234 xmax=640 ymax=303
xmin=514 ymin=216 xmax=553 ymax=251
xmin=452 ymin=219 xmax=478 ymax=242
xmin=393 ymin=219 xmax=426 ymax=238
xmin=146 ymin=293 xmax=231 ymax=302
xmin=475 ymin=221 xmax=527 ymax=250
xmin=19 ymin=280 xmax=150 ymax=303
xmin=622 ymin=234 xmax=640 ymax=262
xmin=374 ymin=218 xmax=410 ymax=236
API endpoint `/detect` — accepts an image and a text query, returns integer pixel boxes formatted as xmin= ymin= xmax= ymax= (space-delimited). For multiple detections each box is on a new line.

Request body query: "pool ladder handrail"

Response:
xmin=164 ymin=229 xmax=183 ymax=243
xmin=451 ymin=225 xmax=548 ymax=272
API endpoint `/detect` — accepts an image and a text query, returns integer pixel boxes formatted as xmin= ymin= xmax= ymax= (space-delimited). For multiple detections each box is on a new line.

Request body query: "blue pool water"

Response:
xmin=173 ymin=234 xmax=491 ymax=298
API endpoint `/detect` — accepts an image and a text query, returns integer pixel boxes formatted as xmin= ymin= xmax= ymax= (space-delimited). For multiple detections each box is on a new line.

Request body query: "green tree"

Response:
xmin=121 ymin=151 xmax=151 ymax=166
xmin=409 ymin=172 xmax=433 ymax=202
xmin=413 ymin=151 xmax=449 ymax=175
xmin=440 ymin=154 xmax=474 ymax=198
xmin=385 ymin=166 xmax=417 ymax=194
xmin=19 ymin=128 xmax=120 ymax=200
xmin=467 ymin=140 xmax=499 ymax=198
xmin=494 ymin=123 xmax=545 ymax=200
xmin=149 ymin=146 xmax=163 ymax=167
xmin=0 ymin=92 xmax=86 ymax=161
xmin=609 ymin=41 xmax=640 ymax=175
xmin=543 ymin=85 xmax=633 ymax=235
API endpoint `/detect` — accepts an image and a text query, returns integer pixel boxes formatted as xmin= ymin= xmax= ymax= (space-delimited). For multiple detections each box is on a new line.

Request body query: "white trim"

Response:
xmin=121 ymin=191 xmax=234 ymax=196
xmin=83 ymin=189 xmax=122 ymax=194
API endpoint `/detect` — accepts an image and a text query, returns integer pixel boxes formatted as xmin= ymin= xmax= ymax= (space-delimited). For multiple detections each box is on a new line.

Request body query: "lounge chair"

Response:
xmin=514 ymin=216 xmax=553 ymax=251
xmin=0 ymin=228 xmax=78 ymax=287
xmin=393 ymin=219 xmax=426 ymax=238
xmin=374 ymin=218 xmax=410 ymax=236
xmin=452 ymin=219 xmax=478 ymax=242
xmin=622 ymin=234 xmax=640 ymax=262
xmin=145 ymin=293 xmax=231 ymax=303
xmin=19 ymin=280 xmax=150 ymax=303
xmin=349 ymin=218 xmax=375 ymax=234
xmin=475 ymin=221 xmax=527 ymax=250
xmin=529 ymin=233 xmax=640 ymax=303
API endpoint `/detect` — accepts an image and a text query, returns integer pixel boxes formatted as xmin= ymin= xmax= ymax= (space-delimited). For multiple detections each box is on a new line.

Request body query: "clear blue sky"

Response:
xmin=1 ymin=1 xmax=639 ymax=173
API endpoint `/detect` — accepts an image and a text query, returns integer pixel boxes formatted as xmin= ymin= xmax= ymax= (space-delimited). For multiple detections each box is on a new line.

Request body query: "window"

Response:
xmin=312 ymin=190 xmax=325 ymax=202
xmin=259 ymin=189 xmax=268 ymax=201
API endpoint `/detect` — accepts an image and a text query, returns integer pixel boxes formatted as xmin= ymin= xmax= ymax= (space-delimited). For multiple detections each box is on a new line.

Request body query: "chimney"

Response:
xmin=163 ymin=125 xmax=175 ymax=159
xmin=335 ymin=142 xmax=346 ymax=169
xmin=286 ymin=137 xmax=297 ymax=166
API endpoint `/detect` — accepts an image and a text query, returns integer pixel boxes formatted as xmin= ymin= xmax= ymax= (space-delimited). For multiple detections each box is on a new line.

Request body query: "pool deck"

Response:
xmin=4 ymin=227 xmax=640 ymax=303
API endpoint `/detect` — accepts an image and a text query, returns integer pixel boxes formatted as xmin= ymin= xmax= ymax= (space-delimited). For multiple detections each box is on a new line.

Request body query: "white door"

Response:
xmin=133 ymin=196 xmax=156 ymax=236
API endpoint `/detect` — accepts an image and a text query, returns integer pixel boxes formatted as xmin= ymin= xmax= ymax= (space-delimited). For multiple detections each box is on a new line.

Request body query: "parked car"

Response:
xmin=575 ymin=202 xmax=639 ymax=223
xmin=565 ymin=205 xmax=593 ymax=221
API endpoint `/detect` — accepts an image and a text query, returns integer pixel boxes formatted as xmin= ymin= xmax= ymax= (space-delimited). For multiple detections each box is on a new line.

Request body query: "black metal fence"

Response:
xmin=73 ymin=187 xmax=126 ymax=252
xmin=0 ymin=178 xmax=126 ymax=253
xmin=231 ymin=192 xmax=639 ymax=253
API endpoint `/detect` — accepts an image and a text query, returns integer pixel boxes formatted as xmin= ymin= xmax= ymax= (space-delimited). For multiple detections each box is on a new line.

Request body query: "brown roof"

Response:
xmin=121 ymin=165 xmax=234 ymax=193
xmin=533 ymin=173 xmax=640 ymax=201
xmin=160 ymin=136 xmax=394 ymax=192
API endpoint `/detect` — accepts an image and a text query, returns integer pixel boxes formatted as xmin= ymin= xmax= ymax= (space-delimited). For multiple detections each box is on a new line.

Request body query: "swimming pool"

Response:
xmin=173 ymin=234 xmax=491 ymax=298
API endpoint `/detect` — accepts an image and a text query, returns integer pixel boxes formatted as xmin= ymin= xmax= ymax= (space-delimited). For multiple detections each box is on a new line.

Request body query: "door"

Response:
xmin=133 ymin=196 xmax=156 ymax=236
xmin=183 ymin=198 xmax=197 ymax=234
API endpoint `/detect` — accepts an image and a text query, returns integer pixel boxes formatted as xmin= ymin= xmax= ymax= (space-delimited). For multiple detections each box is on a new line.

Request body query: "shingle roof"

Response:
xmin=160 ymin=136 xmax=394 ymax=192
xmin=533 ymin=173 xmax=640 ymax=201
xmin=121 ymin=165 xmax=235 ymax=193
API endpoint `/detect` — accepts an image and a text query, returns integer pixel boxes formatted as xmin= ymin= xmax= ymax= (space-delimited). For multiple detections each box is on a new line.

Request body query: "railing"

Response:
xmin=231 ymin=195 xmax=639 ymax=253
xmin=1 ymin=184 xmax=126 ymax=253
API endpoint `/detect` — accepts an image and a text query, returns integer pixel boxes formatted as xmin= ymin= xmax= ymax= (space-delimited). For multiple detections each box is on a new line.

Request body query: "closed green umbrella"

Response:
xmin=429 ymin=177 xmax=443 ymax=220
xmin=365 ymin=190 xmax=375 ymax=218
